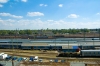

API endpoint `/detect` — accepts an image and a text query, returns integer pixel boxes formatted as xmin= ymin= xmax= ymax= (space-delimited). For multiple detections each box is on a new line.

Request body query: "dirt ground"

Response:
xmin=0 ymin=49 xmax=58 ymax=59
xmin=0 ymin=49 xmax=100 ymax=64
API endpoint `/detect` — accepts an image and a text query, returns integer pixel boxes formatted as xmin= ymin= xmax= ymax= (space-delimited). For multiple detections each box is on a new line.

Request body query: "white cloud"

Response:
xmin=0 ymin=19 xmax=16 ymax=27
xmin=40 ymin=4 xmax=47 ymax=7
xmin=68 ymin=14 xmax=79 ymax=18
xmin=82 ymin=17 xmax=89 ymax=20
xmin=0 ymin=0 xmax=8 ymax=3
xmin=59 ymin=4 xmax=63 ymax=7
xmin=0 ymin=4 xmax=3 ymax=7
xmin=0 ymin=18 xmax=100 ymax=29
xmin=44 ymin=4 xmax=47 ymax=7
xmin=27 ymin=12 xmax=44 ymax=17
xmin=40 ymin=4 xmax=43 ymax=6
xmin=47 ymin=20 xmax=54 ymax=22
xmin=21 ymin=0 xmax=27 ymax=2
xmin=96 ymin=13 xmax=100 ymax=15
xmin=0 ymin=13 xmax=23 ymax=19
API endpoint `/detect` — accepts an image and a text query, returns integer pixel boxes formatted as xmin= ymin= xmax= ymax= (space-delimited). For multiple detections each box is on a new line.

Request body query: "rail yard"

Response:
xmin=0 ymin=49 xmax=100 ymax=66
xmin=0 ymin=38 xmax=100 ymax=66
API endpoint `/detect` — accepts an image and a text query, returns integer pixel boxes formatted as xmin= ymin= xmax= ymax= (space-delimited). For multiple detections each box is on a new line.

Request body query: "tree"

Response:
xmin=19 ymin=30 xmax=25 ymax=35
xmin=24 ymin=30 xmax=32 ymax=35
xmin=8 ymin=30 xmax=15 ymax=35
xmin=0 ymin=30 xmax=8 ymax=35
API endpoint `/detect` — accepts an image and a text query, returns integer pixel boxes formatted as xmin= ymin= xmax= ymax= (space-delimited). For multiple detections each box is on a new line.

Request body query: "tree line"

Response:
xmin=0 ymin=28 xmax=99 ymax=36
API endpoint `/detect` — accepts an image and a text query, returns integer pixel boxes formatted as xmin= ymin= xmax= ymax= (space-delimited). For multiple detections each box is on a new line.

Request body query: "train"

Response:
xmin=0 ymin=40 xmax=100 ymax=57
xmin=59 ymin=48 xmax=100 ymax=57
xmin=58 ymin=49 xmax=100 ymax=57
xmin=0 ymin=40 xmax=79 ymax=50
xmin=0 ymin=41 xmax=79 ymax=50
xmin=80 ymin=50 xmax=100 ymax=57
xmin=0 ymin=41 xmax=99 ymax=50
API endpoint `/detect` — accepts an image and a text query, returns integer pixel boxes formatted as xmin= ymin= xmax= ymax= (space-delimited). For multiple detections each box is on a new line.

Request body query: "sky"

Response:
xmin=0 ymin=0 xmax=100 ymax=30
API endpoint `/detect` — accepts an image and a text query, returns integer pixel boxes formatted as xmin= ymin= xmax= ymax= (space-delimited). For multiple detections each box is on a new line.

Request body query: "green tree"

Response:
xmin=24 ymin=30 xmax=32 ymax=35
xmin=8 ymin=30 xmax=15 ymax=35
xmin=19 ymin=30 xmax=25 ymax=35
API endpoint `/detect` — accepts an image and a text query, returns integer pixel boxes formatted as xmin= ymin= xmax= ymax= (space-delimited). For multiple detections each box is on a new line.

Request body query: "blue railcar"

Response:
xmin=33 ymin=46 xmax=50 ymax=50
xmin=60 ymin=49 xmax=78 ymax=53
xmin=79 ymin=46 xmax=94 ymax=50
xmin=0 ymin=45 xmax=21 ymax=49
xmin=21 ymin=46 xmax=32 ymax=50
xmin=73 ymin=46 xmax=78 ymax=49
xmin=51 ymin=46 xmax=62 ymax=50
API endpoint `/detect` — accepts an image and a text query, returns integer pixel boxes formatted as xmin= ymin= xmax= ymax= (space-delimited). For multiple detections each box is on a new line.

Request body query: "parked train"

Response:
xmin=0 ymin=40 xmax=79 ymax=50
xmin=0 ymin=42 xmax=79 ymax=50
xmin=0 ymin=40 xmax=100 ymax=57
xmin=58 ymin=49 xmax=100 ymax=57
xmin=0 ymin=41 xmax=99 ymax=50
xmin=80 ymin=50 xmax=100 ymax=57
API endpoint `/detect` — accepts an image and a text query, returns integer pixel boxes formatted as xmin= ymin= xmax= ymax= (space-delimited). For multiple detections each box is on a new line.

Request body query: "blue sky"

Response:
xmin=0 ymin=0 xmax=100 ymax=30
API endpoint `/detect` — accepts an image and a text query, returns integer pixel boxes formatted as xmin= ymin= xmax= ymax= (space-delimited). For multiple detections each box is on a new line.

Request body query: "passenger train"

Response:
xmin=0 ymin=40 xmax=100 ymax=57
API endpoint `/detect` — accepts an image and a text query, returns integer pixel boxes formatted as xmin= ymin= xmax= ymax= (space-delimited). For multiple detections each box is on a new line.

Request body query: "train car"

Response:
xmin=78 ymin=43 xmax=100 ymax=50
xmin=92 ymin=38 xmax=100 ymax=40
xmin=33 ymin=46 xmax=50 ymax=50
xmin=80 ymin=50 xmax=100 ymax=57
xmin=0 ymin=41 xmax=22 ymax=49
xmin=50 ymin=46 xmax=62 ymax=50
xmin=79 ymin=46 xmax=94 ymax=50
xmin=21 ymin=46 xmax=32 ymax=50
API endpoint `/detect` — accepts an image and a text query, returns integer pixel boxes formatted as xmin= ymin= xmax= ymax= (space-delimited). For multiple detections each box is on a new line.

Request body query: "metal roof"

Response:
xmin=0 ymin=43 xmax=21 ymax=45
xmin=21 ymin=43 xmax=49 ymax=46
xmin=0 ymin=61 xmax=19 ymax=66
xmin=48 ymin=44 xmax=79 ymax=46
xmin=30 ymin=40 xmax=77 ymax=43
xmin=81 ymin=50 xmax=100 ymax=52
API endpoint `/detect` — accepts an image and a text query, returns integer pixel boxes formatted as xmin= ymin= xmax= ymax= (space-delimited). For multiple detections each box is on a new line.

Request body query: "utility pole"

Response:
xmin=68 ymin=33 xmax=70 ymax=57
xmin=11 ymin=39 xmax=14 ymax=66
xmin=83 ymin=29 xmax=86 ymax=41
xmin=68 ymin=40 xmax=69 ymax=54
xmin=12 ymin=59 xmax=14 ymax=66
xmin=55 ymin=37 xmax=56 ymax=50
xmin=99 ymin=28 xmax=100 ymax=40
xmin=93 ymin=31 xmax=95 ymax=49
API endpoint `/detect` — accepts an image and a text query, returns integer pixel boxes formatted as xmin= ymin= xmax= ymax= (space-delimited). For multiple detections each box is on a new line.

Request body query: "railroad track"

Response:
xmin=0 ymin=49 xmax=100 ymax=63
xmin=0 ymin=49 xmax=58 ymax=59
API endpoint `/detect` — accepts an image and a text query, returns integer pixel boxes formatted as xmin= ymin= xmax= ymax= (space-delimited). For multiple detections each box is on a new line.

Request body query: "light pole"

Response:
xmin=68 ymin=40 xmax=69 ymax=49
xmin=83 ymin=29 xmax=86 ymax=41
xmin=99 ymin=28 xmax=100 ymax=40
xmin=68 ymin=40 xmax=69 ymax=57
xmin=11 ymin=39 xmax=14 ymax=66
xmin=55 ymin=37 xmax=56 ymax=50
xmin=93 ymin=31 xmax=95 ymax=48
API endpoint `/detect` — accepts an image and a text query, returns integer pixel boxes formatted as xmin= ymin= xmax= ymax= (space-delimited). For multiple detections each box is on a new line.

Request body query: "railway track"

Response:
xmin=0 ymin=49 xmax=58 ymax=59
xmin=0 ymin=49 xmax=100 ymax=63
